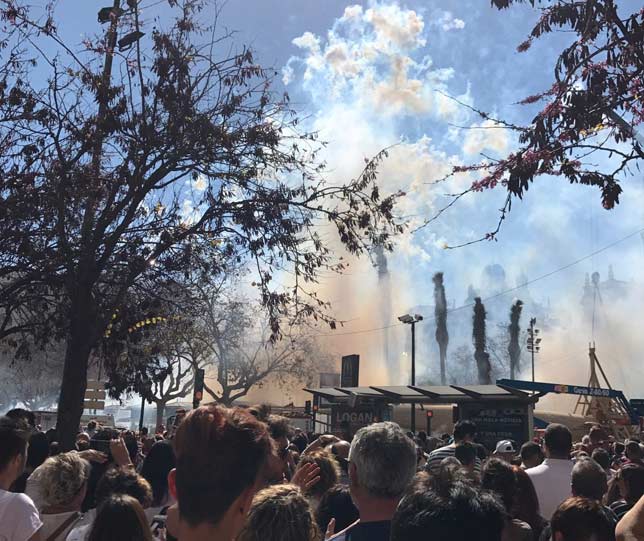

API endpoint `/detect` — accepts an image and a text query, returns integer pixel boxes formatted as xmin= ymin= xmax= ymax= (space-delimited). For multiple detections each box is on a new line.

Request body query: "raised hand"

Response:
xmin=291 ymin=461 xmax=321 ymax=492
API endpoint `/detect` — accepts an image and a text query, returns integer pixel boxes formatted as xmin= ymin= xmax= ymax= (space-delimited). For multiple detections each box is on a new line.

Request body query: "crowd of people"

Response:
xmin=2 ymin=405 xmax=644 ymax=541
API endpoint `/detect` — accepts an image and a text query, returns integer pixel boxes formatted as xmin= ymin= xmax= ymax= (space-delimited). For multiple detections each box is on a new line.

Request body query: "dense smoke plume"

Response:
xmin=277 ymin=1 xmax=644 ymax=410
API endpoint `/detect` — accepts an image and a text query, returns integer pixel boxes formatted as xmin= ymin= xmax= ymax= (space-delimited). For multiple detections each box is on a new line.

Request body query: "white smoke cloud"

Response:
xmin=284 ymin=2 xmax=472 ymax=120
xmin=438 ymin=12 xmax=466 ymax=32
xmin=462 ymin=120 xmax=511 ymax=156
xmin=278 ymin=0 xmax=644 ymax=403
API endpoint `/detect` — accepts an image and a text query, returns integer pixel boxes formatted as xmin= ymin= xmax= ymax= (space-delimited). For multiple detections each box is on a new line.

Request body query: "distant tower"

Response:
xmin=581 ymin=273 xmax=595 ymax=320
xmin=573 ymin=346 xmax=634 ymax=440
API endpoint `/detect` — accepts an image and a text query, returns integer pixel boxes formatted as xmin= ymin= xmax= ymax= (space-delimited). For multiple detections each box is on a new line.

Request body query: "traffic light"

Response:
xmin=305 ymin=400 xmax=311 ymax=415
xmin=193 ymin=368 xmax=205 ymax=409
xmin=426 ymin=410 xmax=433 ymax=434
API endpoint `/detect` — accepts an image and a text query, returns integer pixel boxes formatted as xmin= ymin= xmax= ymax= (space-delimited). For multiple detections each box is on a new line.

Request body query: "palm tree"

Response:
xmin=433 ymin=272 xmax=449 ymax=385
xmin=508 ymin=300 xmax=523 ymax=379
xmin=473 ymin=297 xmax=492 ymax=384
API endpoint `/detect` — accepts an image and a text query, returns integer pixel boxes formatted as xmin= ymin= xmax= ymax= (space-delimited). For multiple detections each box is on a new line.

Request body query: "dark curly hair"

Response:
xmin=95 ymin=466 xmax=152 ymax=508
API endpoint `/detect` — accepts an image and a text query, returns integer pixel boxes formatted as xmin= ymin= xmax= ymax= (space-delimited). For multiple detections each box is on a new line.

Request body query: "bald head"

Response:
xmin=330 ymin=440 xmax=351 ymax=460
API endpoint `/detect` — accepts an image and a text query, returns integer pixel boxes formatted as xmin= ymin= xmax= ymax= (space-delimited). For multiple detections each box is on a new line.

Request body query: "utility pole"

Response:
xmin=411 ymin=320 xmax=416 ymax=432
xmin=139 ymin=377 xmax=150 ymax=431
xmin=526 ymin=318 xmax=542 ymax=383
xmin=399 ymin=314 xmax=423 ymax=434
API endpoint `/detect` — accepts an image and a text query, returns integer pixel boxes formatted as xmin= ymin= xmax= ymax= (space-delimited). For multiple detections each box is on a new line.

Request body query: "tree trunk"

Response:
xmin=439 ymin=345 xmax=447 ymax=385
xmin=57 ymin=330 xmax=93 ymax=451
xmin=509 ymin=343 xmax=520 ymax=379
xmin=475 ymin=351 xmax=492 ymax=384
xmin=155 ymin=401 xmax=166 ymax=431
xmin=56 ymin=287 xmax=97 ymax=451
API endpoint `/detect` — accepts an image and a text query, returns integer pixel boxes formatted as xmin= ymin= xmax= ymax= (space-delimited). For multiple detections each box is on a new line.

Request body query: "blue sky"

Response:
xmin=44 ymin=1 xmax=644 ymax=399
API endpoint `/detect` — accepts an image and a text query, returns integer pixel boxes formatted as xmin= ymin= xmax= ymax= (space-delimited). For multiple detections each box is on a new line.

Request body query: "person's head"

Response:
xmin=45 ymin=427 xmax=58 ymax=444
xmin=614 ymin=442 xmax=625 ymax=456
xmin=87 ymin=420 xmax=97 ymax=432
xmin=6 ymin=408 xmax=36 ymax=429
xmin=141 ymin=437 xmax=155 ymax=456
xmin=140 ymin=427 xmax=148 ymax=437
xmin=76 ymin=433 xmax=91 ymax=451
xmin=140 ymin=440 xmax=176 ymax=507
xmin=169 ymin=405 xmax=272 ymax=535
xmin=588 ymin=426 xmax=609 ymax=452
xmin=544 ymin=424 xmax=573 ymax=459
xmin=616 ymin=463 xmax=644 ymax=503
xmin=34 ymin=452 xmax=90 ymax=513
xmin=453 ymin=420 xmax=477 ymax=443
xmin=296 ymin=450 xmax=339 ymax=498
xmin=247 ymin=404 xmax=271 ymax=422
xmin=0 ymin=415 xmax=29 ymax=484
xmin=550 ymin=497 xmax=613 ymax=541
xmin=571 ymin=458 xmax=608 ymax=501
xmin=95 ymin=466 xmax=153 ymax=508
xmin=348 ymin=422 xmax=416 ymax=506
xmin=315 ymin=485 xmax=359 ymax=534
xmin=291 ymin=431 xmax=309 ymax=454
xmin=512 ymin=466 xmax=541 ymax=527
xmin=26 ymin=431 xmax=49 ymax=471
xmin=237 ymin=484 xmax=321 ymax=541
xmin=591 ymin=448 xmax=611 ymax=471
xmin=267 ymin=415 xmax=292 ymax=454
xmin=390 ymin=480 xmax=505 ymax=541
xmin=122 ymin=430 xmax=139 ymax=464
xmin=520 ymin=441 xmax=543 ymax=468
xmin=435 ymin=458 xmax=471 ymax=491
xmin=91 ymin=427 xmax=119 ymax=449
xmin=493 ymin=439 xmax=517 ymax=462
xmin=330 ymin=440 xmax=351 ymax=472
xmin=625 ymin=440 xmax=642 ymax=461
xmin=481 ymin=457 xmax=517 ymax=512
xmin=454 ymin=442 xmax=477 ymax=472
xmin=87 ymin=494 xmax=153 ymax=541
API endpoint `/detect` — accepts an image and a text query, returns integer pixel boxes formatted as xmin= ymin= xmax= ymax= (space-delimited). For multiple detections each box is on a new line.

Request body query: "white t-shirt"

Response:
xmin=526 ymin=458 xmax=574 ymax=519
xmin=0 ymin=489 xmax=43 ymax=541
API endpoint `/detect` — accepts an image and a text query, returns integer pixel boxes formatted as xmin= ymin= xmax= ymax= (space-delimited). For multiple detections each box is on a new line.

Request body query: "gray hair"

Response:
xmin=349 ymin=422 xmax=416 ymax=499
xmin=571 ymin=457 xmax=607 ymax=500
xmin=30 ymin=452 xmax=90 ymax=508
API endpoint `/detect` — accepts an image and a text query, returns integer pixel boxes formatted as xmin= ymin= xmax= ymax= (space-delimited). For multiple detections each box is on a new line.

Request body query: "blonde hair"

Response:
xmin=33 ymin=452 xmax=90 ymax=508
xmin=237 ymin=484 xmax=321 ymax=541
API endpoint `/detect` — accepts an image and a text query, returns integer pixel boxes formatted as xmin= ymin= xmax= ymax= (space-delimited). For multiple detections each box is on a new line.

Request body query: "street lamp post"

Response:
xmin=526 ymin=318 xmax=542 ymax=383
xmin=398 ymin=313 xmax=423 ymax=434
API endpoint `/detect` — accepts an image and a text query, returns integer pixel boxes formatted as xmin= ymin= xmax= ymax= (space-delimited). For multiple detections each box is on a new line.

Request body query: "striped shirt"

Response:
xmin=425 ymin=444 xmax=482 ymax=475
xmin=610 ymin=500 xmax=634 ymax=521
